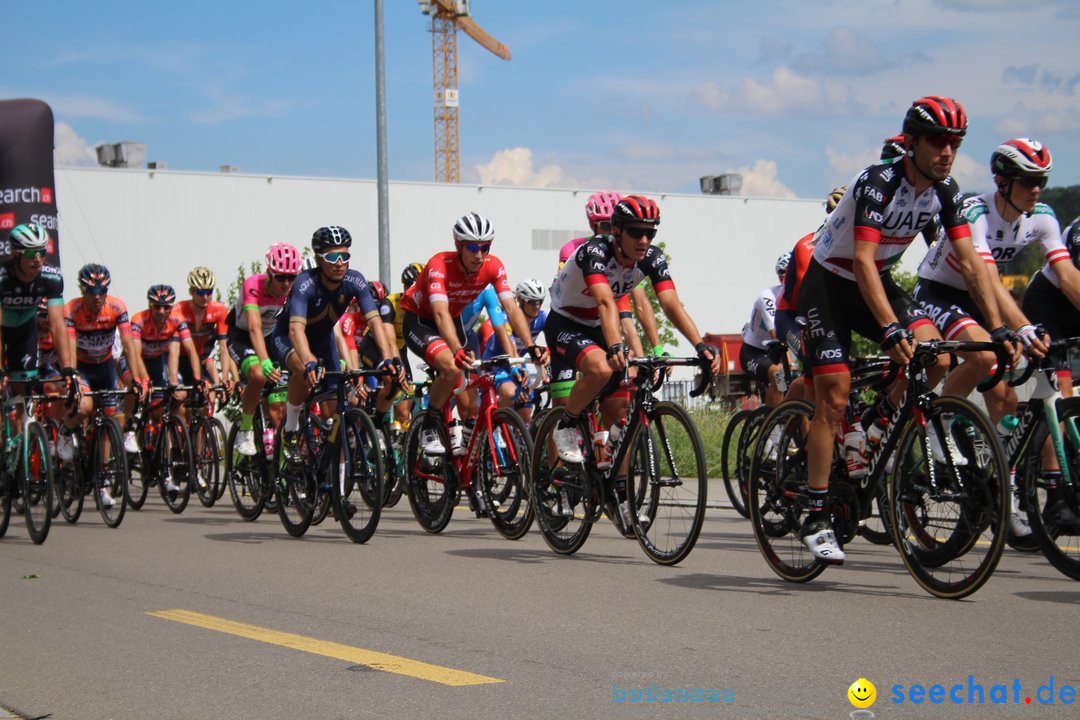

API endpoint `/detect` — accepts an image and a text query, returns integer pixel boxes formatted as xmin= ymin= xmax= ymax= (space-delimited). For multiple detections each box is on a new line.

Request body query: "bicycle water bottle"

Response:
xmin=995 ymin=414 xmax=1019 ymax=440
xmin=262 ymin=427 xmax=275 ymax=459
xmin=843 ymin=429 xmax=868 ymax=478
xmin=448 ymin=419 xmax=465 ymax=456
xmin=593 ymin=428 xmax=611 ymax=469
xmin=605 ymin=420 xmax=626 ymax=460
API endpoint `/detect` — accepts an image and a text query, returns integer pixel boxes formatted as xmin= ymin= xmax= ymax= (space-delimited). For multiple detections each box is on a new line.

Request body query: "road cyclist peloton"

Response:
xmin=912 ymin=137 xmax=1070 ymax=541
xmin=400 ymin=212 xmax=549 ymax=456
xmin=795 ymin=95 xmax=1014 ymax=563
xmin=544 ymin=195 xmax=722 ymax=499
xmin=269 ymin=226 xmax=405 ymax=461
xmin=227 ymin=242 xmax=301 ymax=456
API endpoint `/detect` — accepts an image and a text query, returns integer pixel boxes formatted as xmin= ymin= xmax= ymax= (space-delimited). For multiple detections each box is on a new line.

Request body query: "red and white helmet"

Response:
xmin=266 ymin=243 xmax=302 ymax=274
xmin=585 ymin=191 xmax=622 ymax=224
xmin=991 ymin=138 xmax=1052 ymax=178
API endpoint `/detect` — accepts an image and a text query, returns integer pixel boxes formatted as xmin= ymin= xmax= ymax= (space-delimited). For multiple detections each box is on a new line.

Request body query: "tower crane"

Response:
xmin=418 ymin=1 xmax=511 ymax=183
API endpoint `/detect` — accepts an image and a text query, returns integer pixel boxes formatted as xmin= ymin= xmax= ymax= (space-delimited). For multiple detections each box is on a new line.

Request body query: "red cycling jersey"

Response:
xmin=401 ymin=251 xmax=513 ymax=319
xmin=175 ymin=299 xmax=228 ymax=360
xmin=777 ymin=231 xmax=816 ymax=312
xmin=65 ymin=295 xmax=132 ymax=364
xmin=131 ymin=309 xmax=192 ymax=359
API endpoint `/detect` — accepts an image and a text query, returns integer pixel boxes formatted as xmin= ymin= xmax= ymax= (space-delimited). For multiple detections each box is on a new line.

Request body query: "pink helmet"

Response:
xmin=266 ymin=243 xmax=302 ymax=274
xmin=585 ymin=191 xmax=622 ymax=224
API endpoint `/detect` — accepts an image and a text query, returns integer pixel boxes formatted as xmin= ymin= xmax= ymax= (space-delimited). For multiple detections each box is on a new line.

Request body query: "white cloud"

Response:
xmin=825 ymin=146 xmax=879 ymax=185
xmin=47 ymin=93 xmax=144 ymax=122
xmin=694 ymin=67 xmax=853 ymax=116
xmin=727 ymin=160 xmax=796 ymax=198
xmin=474 ymin=147 xmax=574 ymax=188
xmin=53 ymin=123 xmax=97 ymax=166
xmin=997 ymin=104 xmax=1080 ymax=135
xmin=949 ymin=153 xmax=989 ymax=193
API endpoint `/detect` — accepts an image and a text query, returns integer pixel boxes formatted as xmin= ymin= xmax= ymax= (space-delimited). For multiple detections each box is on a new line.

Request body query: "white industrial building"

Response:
xmin=52 ymin=166 xmax=921 ymax=352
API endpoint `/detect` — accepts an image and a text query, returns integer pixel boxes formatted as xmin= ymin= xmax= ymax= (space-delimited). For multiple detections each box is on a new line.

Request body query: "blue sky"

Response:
xmin=7 ymin=0 xmax=1080 ymax=200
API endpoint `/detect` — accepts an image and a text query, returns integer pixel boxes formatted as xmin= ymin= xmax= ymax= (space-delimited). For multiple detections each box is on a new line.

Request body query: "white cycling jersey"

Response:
xmin=741 ymin=285 xmax=780 ymax=349
xmin=918 ymin=193 xmax=1064 ymax=289
xmin=1037 ymin=216 xmax=1080 ymax=290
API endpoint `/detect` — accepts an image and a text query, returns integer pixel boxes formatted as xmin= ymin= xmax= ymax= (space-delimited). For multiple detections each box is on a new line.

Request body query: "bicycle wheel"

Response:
xmin=1023 ymin=397 xmax=1080 ymax=580
xmin=0 ymin=472 xmax=10 ymax=538
xmin=720 ymin=409 xmax=751 ymax=517
xmin=479 ymin=408 xmax=534 ymax=540
xmin=888 ymin=396 xmax=1008 ymax=599
xmin=858 ymin=488 xmax=894 ymax=546
xmin=158 ymin=417 xmax=193 ymax=514
xmin=20 ymin=422 xmax=54 ymax=544
xmin=226 ymin=421 xmax=268 ymax=521
xmin=747 ymin=400 xmax=827 ymax=582
xmin=273 ymin=420 xmax=316 ymax=537
xmin=381 ymin=423 xmax=406 ymax=508
xmin=334 ymin=409 xmax=384 ymax=543
xmin=736 ymin=408 xmax=770 ymax=518
xmin=125 ymin=418 xmax=149 ymax=511
xmin=404 ymin=410 xmax=456 ymax=533
xmin=209 ymin=417 xmax=229 ymax=502
xmin=531 ymin=408 xmax=593 ymax=555
xmin=55 ymin=425 xmax=84 ymax=524
xmin=93 ymin=417 xmax=128 ymax=528
xmin=189 ymin=416 xmax=220 ymax=508
xmin=624 ymin=402 xmax=707 ymax=565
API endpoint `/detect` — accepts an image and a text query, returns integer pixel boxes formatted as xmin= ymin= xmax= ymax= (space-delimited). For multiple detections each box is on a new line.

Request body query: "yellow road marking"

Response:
xmin=147 ymin=609 xmax=503 ymax=687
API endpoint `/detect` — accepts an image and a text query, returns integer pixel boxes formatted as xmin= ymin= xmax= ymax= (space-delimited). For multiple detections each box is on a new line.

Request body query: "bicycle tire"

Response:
xmin=21 ymin=421 xmax=54 ymax=544
xmin=404 ymin=410 xmax=456 ymax=533
xmin=720 ymin=409 xmax=750 ymax=517
xmin=858 ymin=491 xmax=894 ymax=546
xmin=274 ymin=420 xmax=316 ymax=537
xmin=888 ymin=395 xmax=1008 ymax=599
xmin=190 ymin=415 xmax=220 ymax=508
xmin=125 ymin=424 xmax=149 ymax=511
xmin=93 ymin=417 xmax=128 ymax=528
xmin=55 ymin=424 xmax=84 ymax=524
xmin=626 ymin=401 xmax=707 ymax=566
xmin=334 ymin=409 xmax=384 ymax=543
xmin=1023 ymin=396 xmax=1080 ymax=580
xmin=225 ymin=420 xmax=268 ymax=521
xmin=531 ymin=408 xmax=593 ymax=555
xmin=735 ymin=408 xmax=770 ymax=518
xmin=209 ymin=416 xmax=229 ymax=501
xmin=747 ymin=400 xmax=827 ymax=582
xmin=379 ymin=424 xmax=406 ymax=509
xmin=480 ymin=408 xmax=534 ymax=540
xmin=158 ymin=416 xmax=193 ymax=514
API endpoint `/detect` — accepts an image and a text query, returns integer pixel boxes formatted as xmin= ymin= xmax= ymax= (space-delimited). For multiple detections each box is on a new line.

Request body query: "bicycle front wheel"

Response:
xmin=190 ymin=416 xmax=221 ymax=508
xmin=161 ymin=417 xmax=193 ymax=514
xmin=21 ymin=422 xmax=54 ymax=544
xmin=625 ymin=401 xmax=707 ymax=565
xmin=226 ymin=421 xmax=268 ymax=521
xmin=720 ymin=409 xmax=750 ymax=518
xmin=747 ymin=400 xmax=826 ymax=583
xmin=530 ymin=408 xmax=593 ymax=555
xmin=1023 ymin=397 xmax=1080 ymax=580
xmin=209 ymin=417 xmax=228 ymax=502
xmin=334 ymin=409 xmax=384 ymax=544
xmin=273 ymin=420 xmax=316 ymax=537
xmin=93 ymin=417 xmax=129 ymax=528
xmin=888 ymin=396 xmax=1008 ymax=599
xmin=480 ymin=408 xmax=534 ymax=540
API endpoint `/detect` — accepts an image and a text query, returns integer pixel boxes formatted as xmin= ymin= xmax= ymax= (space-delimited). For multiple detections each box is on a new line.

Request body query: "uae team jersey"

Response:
xmin=549 ymin=238 xmax=674 ymax=327
xmin=812 ymin=160 xmax=971 ymax=281
xmin=401 ymin=251 xmax=513 ymax=319
xmin=919 ymin=193 xmax=1064 ymax=290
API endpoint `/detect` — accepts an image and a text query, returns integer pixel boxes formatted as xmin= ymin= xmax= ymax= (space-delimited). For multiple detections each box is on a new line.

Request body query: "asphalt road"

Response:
xmin=1 ymin=480 xmax=1078 ymax=720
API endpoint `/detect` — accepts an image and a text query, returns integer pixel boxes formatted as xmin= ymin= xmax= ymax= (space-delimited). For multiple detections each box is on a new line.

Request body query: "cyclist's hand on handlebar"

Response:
xmin=606 ymin=343 xmax=628 ymax=372
xmin=695 ymin=342 xmax=722 ymax=376
xmin=453 ymin=347 xmax=475 ymax=371
xmin=990 ymin=325 xmax=1021 ymax=366
xmin=881 ymin=323 xmax=915 ymax=364
xmin=1015 ymin=324 xmax=1048 ymax=360
xmin=303 ymin=360 xmax=322 ymax=388
xmin=524 ymin=344 xmax=549 ymax=366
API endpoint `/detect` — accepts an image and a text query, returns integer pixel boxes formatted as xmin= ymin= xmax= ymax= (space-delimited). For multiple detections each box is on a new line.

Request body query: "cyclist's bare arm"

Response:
xmin=656 ymin=287 xmax=721 ymax=374
xmin=123 ymin=334 xmax=149 ymax=382
xmin=167 ymin=341 xmax=182 ymax=385
xmin=951 ymin=235 xmax=1005 ymax=330
xmin=181 ymin=337 xmax=202 ymax=380
xmin=430 ymin=299 xmax=464 ymax=355
xmin=288 ymin=319 xmax=317 ymax=367
xmin=630 ymin=285 xmax=661 ymax=349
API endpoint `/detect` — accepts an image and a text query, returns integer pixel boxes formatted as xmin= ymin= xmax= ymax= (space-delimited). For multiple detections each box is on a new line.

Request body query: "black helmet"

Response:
xmin=147 ymin=284 xmax=177 ymax=306
xmin=311 ymin=226 xmax=352 ymax=254
xmin=78 ymin=263 xmax=111 ymax=294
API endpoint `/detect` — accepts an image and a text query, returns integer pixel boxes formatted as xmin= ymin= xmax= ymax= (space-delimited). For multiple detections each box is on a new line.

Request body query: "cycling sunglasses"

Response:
xmin=622 ymin=226 xmax=657 ymax=240
xmin=460 ymin=242 xmax=492 ymax=254
xmin=191 ymin=288 xmax=214 ymax=296
xmin=22 ymin=248 xmax=47 ymax=259
xmin=272 ymin=273 xmax=298 ymax=283
xmin=1015 ymin=175 xmax=1048 ymax=190
xmin=923 ymin=134 xmax=963 ymax=150
xmin=318 ymin=251 xmax=351 ymax=264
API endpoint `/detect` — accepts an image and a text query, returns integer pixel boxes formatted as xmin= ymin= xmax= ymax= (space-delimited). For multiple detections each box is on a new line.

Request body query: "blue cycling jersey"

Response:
xmin=461 ymin=284 xmax=506 ymax=331
xmin=275 ymin=267 xmax=378 ymax=337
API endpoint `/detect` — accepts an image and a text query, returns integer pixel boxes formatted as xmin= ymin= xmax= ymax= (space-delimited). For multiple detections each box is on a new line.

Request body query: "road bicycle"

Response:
xmin=531 ymin=355 xmax=711 ymax=566
xmin=225 ymin=379 xmax=284 ymax=521
xmin=274 ymin=369 xmax=385 ymax=543
xmin=404 ymin=357 xmax=537 ymax=539
xmin=0 ymin=385 xmax=54 ymax=544
xmin=747 ymin=340 xmax=1010 ymax=599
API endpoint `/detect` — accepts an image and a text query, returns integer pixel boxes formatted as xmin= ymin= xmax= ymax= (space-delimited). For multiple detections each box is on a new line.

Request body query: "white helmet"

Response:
xmin=514 ymin=278 xmax=546 ymax=303
xmin=452 ymin=212 xmax=495 ymax=244
xmin=8 ymin=223 xmax=50 ymax=251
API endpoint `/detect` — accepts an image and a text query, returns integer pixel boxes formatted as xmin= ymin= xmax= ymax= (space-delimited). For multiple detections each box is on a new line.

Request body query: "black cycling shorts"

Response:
xmin=1023 ymin=272 xmax=1080 ymax=374
xmin=912 ymin=279 xmax=986 ymax=341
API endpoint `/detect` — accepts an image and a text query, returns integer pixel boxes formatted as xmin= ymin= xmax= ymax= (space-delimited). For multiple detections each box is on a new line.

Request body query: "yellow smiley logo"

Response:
xmin=848 ymin=678 xmax=876 ymax=709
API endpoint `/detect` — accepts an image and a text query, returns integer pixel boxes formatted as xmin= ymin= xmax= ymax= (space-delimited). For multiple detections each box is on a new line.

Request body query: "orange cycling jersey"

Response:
xmin=131 ymin=309 xmax=192 ymax=359
xmin=65 ymin=295 xmax=132 ymax=364
xmin=176 ymin=299 xmax=228 ymax=360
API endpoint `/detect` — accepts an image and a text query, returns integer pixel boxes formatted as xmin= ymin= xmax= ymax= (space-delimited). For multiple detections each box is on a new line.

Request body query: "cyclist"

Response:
xmin=740 ymin=254 xmax=788 ymax=407
xmin=546 ymin=195 xmax=721 ymax=466
xmin=0 ymin=224 xmax=84 ymax=439
xmin=483 ymin=278 xmax=550 ymax=422
xmin=1023 ymin=215 xmax=1080 ymax=532
xmin=269 ymin=226 xmax=403 ymax=458
xmin=379 ymin=262 xmax=424 ymax=429
xmin=228 ymin=243 xmax=300 ymax=456
xmin=176 ymin=267 xmax=236 ymax=396
xmin=558 ymin=191 xmax=666 ymax=365
xmin=64 ymin=263 xmax=149 ymax=506
xmin=339 ymin=280 xmax=401 ymax=426
xmin=401 ymin=212 xmax=548 ymax=454
xmin=796 ymin=96 xmax=1009 ymax=563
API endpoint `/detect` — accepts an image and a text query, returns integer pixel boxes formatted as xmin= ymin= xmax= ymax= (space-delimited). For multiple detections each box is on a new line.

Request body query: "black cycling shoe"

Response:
xmin=1044 ymin=501 xmax=1080 ymax=536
